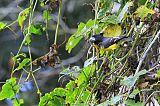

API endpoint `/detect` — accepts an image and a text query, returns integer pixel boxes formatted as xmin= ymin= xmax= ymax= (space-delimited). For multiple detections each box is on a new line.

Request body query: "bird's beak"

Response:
xmin=89 ymin=37 xmax=95 ymax=43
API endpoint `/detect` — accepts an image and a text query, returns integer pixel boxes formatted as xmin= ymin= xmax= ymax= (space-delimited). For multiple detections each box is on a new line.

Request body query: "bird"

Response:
xmin=89 ymin=33 xmax=131 ymax=51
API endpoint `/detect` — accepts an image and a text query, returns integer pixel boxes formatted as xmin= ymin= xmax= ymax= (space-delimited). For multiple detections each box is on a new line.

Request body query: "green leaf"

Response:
xmin=129 ymin=89 xmax=140 ymax=98
xmin=97 ymin=100 xmax=110 ymax=106
xmin=125 ymin=99 xmax=144 ymax=106
xmin=18 ymin=8 xmax=30 ymax=29
xmin=110 ymin=95 xmax=122 ymax=105
xmin=156 ymin=69 xmax=160 ymax=78
xmin=65 ymin=88 xmax=78 ymax=105
xmin=121 ymin=75 xmax=137 ymax=87
xmin=12 ymin=98 xmax=20 ymax=106
xmin=97 ymin=95 xmax=123 ymax=106
xmin=80 ymin=90 xmax=91 ymax=102
xmin=66 ymin=81 xmax=75 ymax=90
xmin=66 ymin=19 xmax=95 ymax=53
xmin=117 ymin=1 xmax=133 ymax=23
xmin=29 ymin=24 xmax=42 ymax=35
xmin=12 ymin=98 xmax=24 ymax=106
xmin=134 ymin=69 xmax=147 ymax=77
xmin=43 ymin=10 xmax=52 ymax=20
xmin=134 ymin=5 xmax=155 ymax=20
xmin=51 ymin=88 xmax=66 ymax=97
xmin=155 ymin=95 xmax=160 ymax=104
xmin=51 ymin=96 xmax=65 ymax=106
xmin=39 ymin=91 xmax=65 ymax=106
xmin=121 ymin=70 xmax=147 ymax=87
xmin=66 ymin=34 xmax=83 ymax=53
xmin=24 ymin=24 xmax=42 ymax=35
xmin=75 ymin=66 xmax=90 ymax=86
xmin=65 ymin=81 xmax=77 ymax=105
xmin=0 ymin=78 xmax=20 ymax=100
xmin=0 ymin=22 xmax=6 ymax=30
xmin=39 ymin=93 xmax=52 ymax=106
xmin=24 ymin=33 xmax=31 ymax=45
xmin=101 ymin=15 xmax=118 ymax=24
xmin=85 ymin=19 xmax=95 ymax=28
xmin=17 ymin=58 xmax=30 ymax=70
xmin=19 ymin=99 xmax=24 ymax=105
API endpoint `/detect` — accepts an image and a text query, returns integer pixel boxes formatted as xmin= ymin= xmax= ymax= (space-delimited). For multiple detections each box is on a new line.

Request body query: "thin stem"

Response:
xmin=31 ymin=72 xmax=41 ymax=97
xmin=45 ymin=8 xmax=49 ymax=41
xmin=54 ymin=0 xmax=62 ymax=45
xmin=28 ymin=45 xmax=33 ymax=72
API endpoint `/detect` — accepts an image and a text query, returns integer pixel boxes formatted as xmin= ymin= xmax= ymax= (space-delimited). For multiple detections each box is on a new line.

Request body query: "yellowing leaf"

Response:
xmin=134 ymin=5 xmax=155 ymax=20
xmin=18 ymin=8 xmax=30 ymax=30
xmin=101 ymin=24 xmax=122 ymax=37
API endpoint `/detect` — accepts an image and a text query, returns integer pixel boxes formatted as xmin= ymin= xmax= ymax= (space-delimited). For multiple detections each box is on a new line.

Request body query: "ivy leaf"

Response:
xmin=134 ymin=5 xmax=155 ymax=20
xmin=97 ymin=95 xmax=123 ymax=106
xmin=0 ymin=78 xmax=20 ymax=100
xmin=121 ymin=75 xmax=137 ymax=87
xmin=17 ymin=58 xmax=30 ymax=70
xmin=121 ymin=70 xmax=147 ymax=87
xmin=117 ymin=1 xmax=133 ymax=23
xmin=18 ymin=8 xmax=30 ymax=30
xmin=66 ymin=19 xmax=95 ymax=53
xmin=134 ymin=69 xmax=147 ymax=77
xmin=43 ymin=10 xmax=52 ymax=20
xmin=110 ymin=95 xmax=123 ymax=105
xmin=125 ymin=99 xmax=144 ymax=106
xmin=0 ymin=22 xmax=6 ymax=30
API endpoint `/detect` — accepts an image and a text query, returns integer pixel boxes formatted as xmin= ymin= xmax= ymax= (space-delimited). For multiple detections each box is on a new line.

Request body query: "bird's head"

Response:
xmin=89 ymin=33 xmax=104 ymax=44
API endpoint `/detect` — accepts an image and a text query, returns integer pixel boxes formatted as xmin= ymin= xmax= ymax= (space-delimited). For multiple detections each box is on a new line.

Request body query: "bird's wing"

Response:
xmin=100 ymin=36 xmax=127 ymax=48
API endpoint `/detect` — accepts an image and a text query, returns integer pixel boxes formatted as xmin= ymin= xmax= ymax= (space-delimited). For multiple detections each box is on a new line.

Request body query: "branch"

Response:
xmin=135 ymin=30 xmax=160 ymax=74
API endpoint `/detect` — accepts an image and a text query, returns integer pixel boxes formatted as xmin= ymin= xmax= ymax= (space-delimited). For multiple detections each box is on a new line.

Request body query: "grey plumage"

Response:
xmin=89 ymin=33 xmax=131 ymax=48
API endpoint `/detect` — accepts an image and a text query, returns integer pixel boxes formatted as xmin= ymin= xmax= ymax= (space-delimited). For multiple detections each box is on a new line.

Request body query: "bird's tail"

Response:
xmin=114 ymin=36 xmax=133 ymax=42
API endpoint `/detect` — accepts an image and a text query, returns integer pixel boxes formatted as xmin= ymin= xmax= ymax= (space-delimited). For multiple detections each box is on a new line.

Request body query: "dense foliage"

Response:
xmin=0 ymin=0 xmax=159 ymax=106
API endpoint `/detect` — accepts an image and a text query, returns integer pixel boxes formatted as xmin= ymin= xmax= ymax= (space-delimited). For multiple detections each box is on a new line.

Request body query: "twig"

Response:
xmin=135 ymin=30 xmax=160 ymax=74
xmin=144 ymin=91 xmax=160 ymax=105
